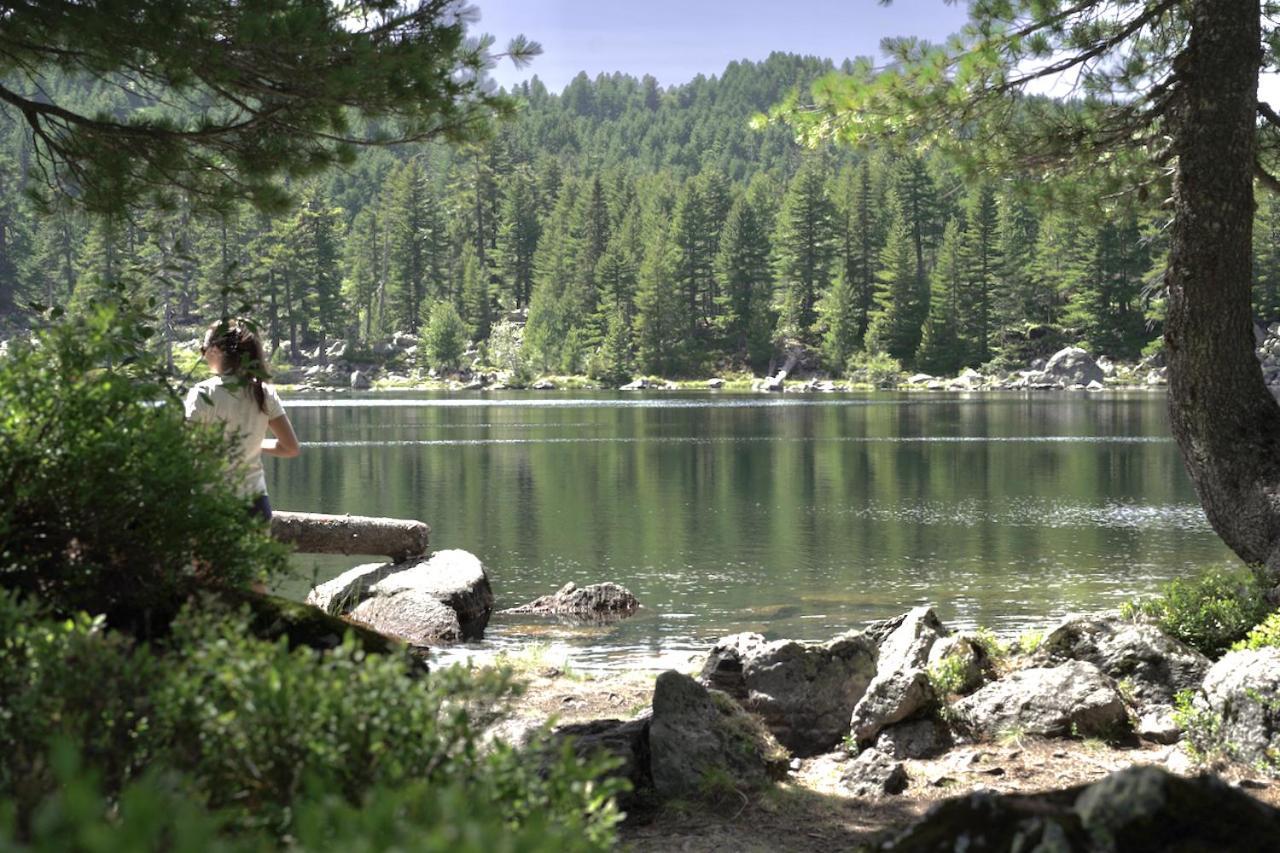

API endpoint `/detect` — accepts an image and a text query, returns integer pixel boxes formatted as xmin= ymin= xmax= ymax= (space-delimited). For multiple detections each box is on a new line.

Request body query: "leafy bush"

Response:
xmin=926 ymin=654 xmax=971 ymax=697
xmin=423 ymin=300 xmax=467 ymax=370
xmin=0 ymin=595 xmax=624 ymax=846
xmin=1120 ymin=566 xmax=1271 ymax=657
xmin=0 ymin=302 xmax=287 ymax=621
xmin=1233 ymin=611 xmax=1280 ymax=652
xmin=846 ymin=350 xmax=903 ymax=387
xmin=1 ymin=740 xmax=610 ymax=852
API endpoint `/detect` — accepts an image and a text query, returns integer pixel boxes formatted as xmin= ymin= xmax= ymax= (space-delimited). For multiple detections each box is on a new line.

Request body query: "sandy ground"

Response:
xmin=503 ymin=666 xmax=1280 ymax=852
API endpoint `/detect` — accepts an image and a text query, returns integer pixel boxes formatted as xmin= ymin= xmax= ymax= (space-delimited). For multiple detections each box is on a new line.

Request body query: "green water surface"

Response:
xmin=268 ymin=390 xmax=1233 ymax=668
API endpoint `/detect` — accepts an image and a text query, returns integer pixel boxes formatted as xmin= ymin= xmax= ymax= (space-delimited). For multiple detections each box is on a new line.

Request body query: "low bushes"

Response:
xmin=1120 ymin=565 xmax=1272 ymax=658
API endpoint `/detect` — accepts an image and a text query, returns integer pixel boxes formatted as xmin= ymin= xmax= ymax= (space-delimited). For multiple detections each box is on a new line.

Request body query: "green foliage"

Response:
xmin=0 ymin=738 xmax=611 ymax=852
xmin=1172 ymin=689 xmax=1232 ymax=768
xmin=0 ymin=301 xmax=287 ymax=618
xmin=971 ymin=626 xmax=1009 ymax=660
xmin=1232 ymin=611 xmax=1280 ymax=651
xmin=1016 ymin=629 xmax=1045 ymax=655
xmin=926 ymin=654 xmax=971 ymax=698
xmin=845 ymin=350 xmax=903 ymax=387
xmin=423 ymin=300 xmax=468 ymax=370
xmin=1120 ymin=566 xmax=1272 ymax=657
xmin=0 ymin=595 xmax=624 ymax=846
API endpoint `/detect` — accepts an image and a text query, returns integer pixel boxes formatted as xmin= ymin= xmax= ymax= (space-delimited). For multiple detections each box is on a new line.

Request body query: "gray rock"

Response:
xmin=619 ymin=378 xmax=648 ymax=390
xmin=926 ymin=633 xmax=992 ymax=696
xmin=1042 ymin=346 xmax=1104 ymax=387
xmin=849 ymin=607 xmax=947 ymax=743
xmin=349 ymin=589 xmax=461 ymax=646
xmin=500 ymin=581 xmax=640 ymax=619
xmin=841 ymin=748 xmax=908 ymax=797
xmin=1096 ymin=355 xmax=1115 ymax=376
xmin=1036 ymin=616 xmax=1209 ymax=709
xmin=707 ymin=377 xmax=725 ymax=389
xmin=371 ymin=549 xmax=493 ymax=637
xmin=554 ymin=715 xmax=652 ymax=797
xmin=759 ymin=375 xmax=783 ymax=392
xmin=1146 ymin=367 xmax=1168 ymax=385
xmin=700 ymin=630 xmax=877 ymax=756
xmin=305 ymin=561 xmax=402 ymax=614
xmin=1136 ymin=706 xmax=1183 ymax=745
xmin=907 ymin=373 xmax=933 ymax=384
xmin=952 ymin=660 xmax=1129 ymax=739
xmin=1196 ymin=647 xmax=1280 ymax=767
xmin=874 ymin=717 xmax=953 ymax=760
xmin=350 ymin=370 xmax=371 ymax=390
xmin=531 ymin=379 xmax=556 ymax=390
xmin=391 ymin=331 xmax=418 ymax=349
xmin=648 ymin=671 xmax=787 ymax=799
xmin=883 ymin=765 xmax=1280 ymax=852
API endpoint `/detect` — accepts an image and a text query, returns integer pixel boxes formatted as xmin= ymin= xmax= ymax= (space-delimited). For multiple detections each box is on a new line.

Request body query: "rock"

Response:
xmin=391 ymin=331 xmax=418 ymax=349
xmin=619 ymin=378 xmax=646 ymax=390
xmin=372 ymin=341 xmax=395 ymax=357
xmin=1196 ymin=647 xmax=1280 ymax=767
xmin=349 ymin=589 xmax=461 ymax=646
xmin=926 ymin=633 xmax=992 ymax=696
xmin=700 ymin=630 xmax=877 ymax=756
xmin=326 ymin=339 xmax=347 ymax=359
xmin=759 ymin=375 xmax=783 ymax=392
xmin=907 ymin=373 xmax=934 ymax=384
xmin=874 ymin=717 xmax=953 ymax=760
xmin=707 ymin=377 xmax=725 ymax=389
xmin=841 ymin=748 xmax=908 ymax=797
xmin=350 ymin=370 xmax=371 ymax=390
xmin=500 ymin=581 xmax=640 ymax=619
xmin=554 ymin=715 xmax=652 ymax=797
xmin=883 ymin=765 xmax=1280 ymax=852
xmin=532 ymin=379 xmax=556 ymax=390
xmin=648 ymin=671 xmax=788 ymax=799
xmin=1042 ymin=346 xmax=1104 ymax=387
xmin=306 ymin=561 xmax=402 ymax=613
xmin=1146 ymin=367 xmax=1168 ymax=385
xmin=1036 ymin=616 xmax=1209 ymax=709
xmin=370 ymin=549 xmax=493 ymax=637
xmin=1096 ymin=355 xmax=1115 ymax=376
xmin=951 ymin=368 xmax=984 ymax=389
xmin=1087 ymin=379 xmax=1105 ymax=391
xmin=1136 ymin=707 xmax=1183 ymax=745
xmin=952 ymin=661 xmax=1129 ymax=739
xmin=849 ymin=607 xmax=948 ymax=744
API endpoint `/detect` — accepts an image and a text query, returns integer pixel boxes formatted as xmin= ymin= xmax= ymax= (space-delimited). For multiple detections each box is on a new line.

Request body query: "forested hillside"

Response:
xmin=3 ymin=52 xmax=1277 ymax=378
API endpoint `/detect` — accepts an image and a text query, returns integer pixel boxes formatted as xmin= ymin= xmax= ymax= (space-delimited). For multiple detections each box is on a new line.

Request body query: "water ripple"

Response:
xmin=302 ymin=435 xmax=1171 ymax=448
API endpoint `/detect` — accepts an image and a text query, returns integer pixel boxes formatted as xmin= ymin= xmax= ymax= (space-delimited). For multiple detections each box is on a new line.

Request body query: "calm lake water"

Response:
xmin=268 ymin=390 xmax=1234 ymax=670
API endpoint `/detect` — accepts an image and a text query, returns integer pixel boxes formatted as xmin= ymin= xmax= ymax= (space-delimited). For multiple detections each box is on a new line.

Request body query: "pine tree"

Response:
xmin=1255 ymin=190 xmax=1280 ymax=321
xmin=833 ymin=159 xmax=882 ymax=349
xmin=633 ymin=218 xmax=685 ymax=375
xmin=714 ymin=174 xmax=777 ymax=367
xmin=916 ymin=218 xmax=966 ymax=374
xmin=866 ymin=212 xmax=919 ymax=363
xmin=774 ymin=157 xmax=837 ymax=343
xmin=423 ymin=300 xmax=467 ymax=370
xmin=459 ymin=241 xmax=491 ymax=342
xmin=495 ymin=164 xmax=540 ymax=308
xmin=957 ymin=183 xmax=1001 ymax=364
xmin=342 ymin=207 xmax=385 ymax=341
xmin=817 ymin=268 xmax=860 ymax=373
xmin=996 ymin=190 xmax=1042 ymax=325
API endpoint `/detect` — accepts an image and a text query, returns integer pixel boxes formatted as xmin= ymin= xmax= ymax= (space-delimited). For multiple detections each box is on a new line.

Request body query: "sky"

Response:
xmin=473 ymin=0 xmax=975 ymax=93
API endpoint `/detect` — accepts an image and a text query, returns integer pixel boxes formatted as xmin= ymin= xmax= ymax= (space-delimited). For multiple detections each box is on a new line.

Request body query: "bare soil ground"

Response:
xmin=508 ymin=668 xmax=1280 ymax=853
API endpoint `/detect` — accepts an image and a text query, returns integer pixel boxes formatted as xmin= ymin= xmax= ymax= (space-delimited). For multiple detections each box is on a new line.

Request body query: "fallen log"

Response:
xmin=271 ymin=511 xmax=430 ymax=562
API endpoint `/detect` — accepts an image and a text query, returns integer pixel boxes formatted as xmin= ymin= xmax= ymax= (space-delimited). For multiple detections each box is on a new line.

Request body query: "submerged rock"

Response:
xmin=501 ymin=582 xmax=639 ymax=619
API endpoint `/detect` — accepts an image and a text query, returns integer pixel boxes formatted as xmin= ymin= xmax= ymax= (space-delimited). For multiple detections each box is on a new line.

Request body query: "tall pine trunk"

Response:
xmin=1166 ymin=0 xmax=1280 ymax=579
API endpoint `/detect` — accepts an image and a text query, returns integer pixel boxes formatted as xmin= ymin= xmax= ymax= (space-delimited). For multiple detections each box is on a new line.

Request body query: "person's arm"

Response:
xmin=262 ymin=413 xmax=300 ymax=458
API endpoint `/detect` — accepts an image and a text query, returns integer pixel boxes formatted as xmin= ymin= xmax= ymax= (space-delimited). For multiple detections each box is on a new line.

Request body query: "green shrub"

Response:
xmin=1120 ymin=566 xmax=1271 ymax=657
xmin=1 ymin=739 xmax=609 ymax=852
xmin=423 ymin=300 xmax=467 ymax=370
xmin=926 ymin=654 xmax=971 ymax=697
xmin=846 ymin=350 xmax=903 ymax=387
xmin=1233 ymin=611 xmax=1280 ymax=651
xmin=0 ymin=302 xmax=287 ymax=621
xmin=0 ymin=597 xmax=624 ymax=846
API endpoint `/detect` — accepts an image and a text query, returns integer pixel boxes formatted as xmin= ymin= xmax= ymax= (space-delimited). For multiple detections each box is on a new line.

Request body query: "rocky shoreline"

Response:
xmin=302 ymin=549 xmax=1280 ymax=850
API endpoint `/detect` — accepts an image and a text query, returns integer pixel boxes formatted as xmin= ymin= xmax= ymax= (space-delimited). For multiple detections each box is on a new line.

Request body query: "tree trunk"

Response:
xmin=1166 ymin=0 xmax=1280 ymax=579
xmin=270 ymin=510 xmax=431 ymax=563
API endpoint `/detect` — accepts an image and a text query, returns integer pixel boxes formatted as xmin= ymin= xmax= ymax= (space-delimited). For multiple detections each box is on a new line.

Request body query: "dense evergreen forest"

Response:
xmin=4 ymin=53 xmax=1279 ymax=378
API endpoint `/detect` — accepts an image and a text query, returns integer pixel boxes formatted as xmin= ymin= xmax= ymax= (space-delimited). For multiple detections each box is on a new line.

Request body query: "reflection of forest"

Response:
xmin=270 ymin=393 xmax=1231 ymax=653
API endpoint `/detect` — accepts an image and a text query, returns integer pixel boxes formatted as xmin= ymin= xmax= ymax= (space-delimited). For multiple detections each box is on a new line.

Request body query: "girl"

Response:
xmin=184 ymin=319 xmax=300 ymax=520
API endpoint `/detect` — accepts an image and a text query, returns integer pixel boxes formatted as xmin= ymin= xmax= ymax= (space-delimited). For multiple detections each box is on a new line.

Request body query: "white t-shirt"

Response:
xmin=184 ymin=376 xmax=286 ymax=498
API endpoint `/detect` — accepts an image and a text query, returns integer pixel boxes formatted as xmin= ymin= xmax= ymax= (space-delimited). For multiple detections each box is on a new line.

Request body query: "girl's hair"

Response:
xmin=202 ymin=319 xmax=272 ymax=415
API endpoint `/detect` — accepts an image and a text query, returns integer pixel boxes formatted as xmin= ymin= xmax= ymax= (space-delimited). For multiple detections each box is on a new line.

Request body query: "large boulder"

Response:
xmin=873 ymin=716 xmax=953 ymax=760
xmin=1196 ymin=647 xmax=1280 ymax=767
xmin=840 ymin=747 xmax=908 ymax=797
xmin=554 ymin=715 xmax=652 ymax=798
xmin=369 ymin=549 xmax=493 ymax=636
xmin=849 ymin=607 xmax=947 ymax=744
xmin=648 ymin=671 xmax=788 ymax=799
xmin=952 ymin=661 xmax=1128 ymax=739
xmin=1040 ymin=346 xmax=1105 ymax=387
xmin=883 ymin=765 xmax=1280 ymax=852
xmin=1036 ymin=616 xmax=1209 ymax=742
xmin=307 ymin=549 xmax=493 ymax=643
xmin=500 ymin=582 xmax=639 ymax=620
xmin=700 ymin=630 xmax=877 ymax=756
xmin=349 ymin=590 xmax=461 ymax=646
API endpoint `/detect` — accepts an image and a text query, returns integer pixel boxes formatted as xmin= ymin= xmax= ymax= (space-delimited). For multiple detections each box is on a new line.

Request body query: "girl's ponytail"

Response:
xmin=204 ymin=319 xmax=272 ymax=415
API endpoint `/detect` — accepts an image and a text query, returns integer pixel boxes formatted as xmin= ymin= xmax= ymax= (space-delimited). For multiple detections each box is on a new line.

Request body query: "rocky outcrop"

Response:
xmin=700 ymin=630 xmax=877 ymax=756
xmin=849 ymin=606 xmax=947 ymax=745
xmin=841 ymin=747 xmax=908 ymax=797
xmin=1038 ymin=346 xmax=1105 ymax=387
xmin=873 ymin=716 xmax=953 ymax=760
xmin=951 ymin=660 xmax=1128 ymax=739
xmin=306 ymin=549 xmax=493 ymax=645
xmin=554 ymin=715 xmax=652 ymax=797
xmin=883 ymin=765 xmax=1280 ymax=852
xmin=1195 ymin=647 xmax=1280 ymax=767
xmin=500 ymin=582 xmax=639 ymax=619
xmin=1035 ymin=616 xmax=1209 ymax=742
xmin=648 ymin=671 xmax=788 ymax=798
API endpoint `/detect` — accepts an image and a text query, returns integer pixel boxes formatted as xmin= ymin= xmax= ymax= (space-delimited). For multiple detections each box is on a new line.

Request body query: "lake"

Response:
xmin=268 ymin=390 xmax=1234 ymax=670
